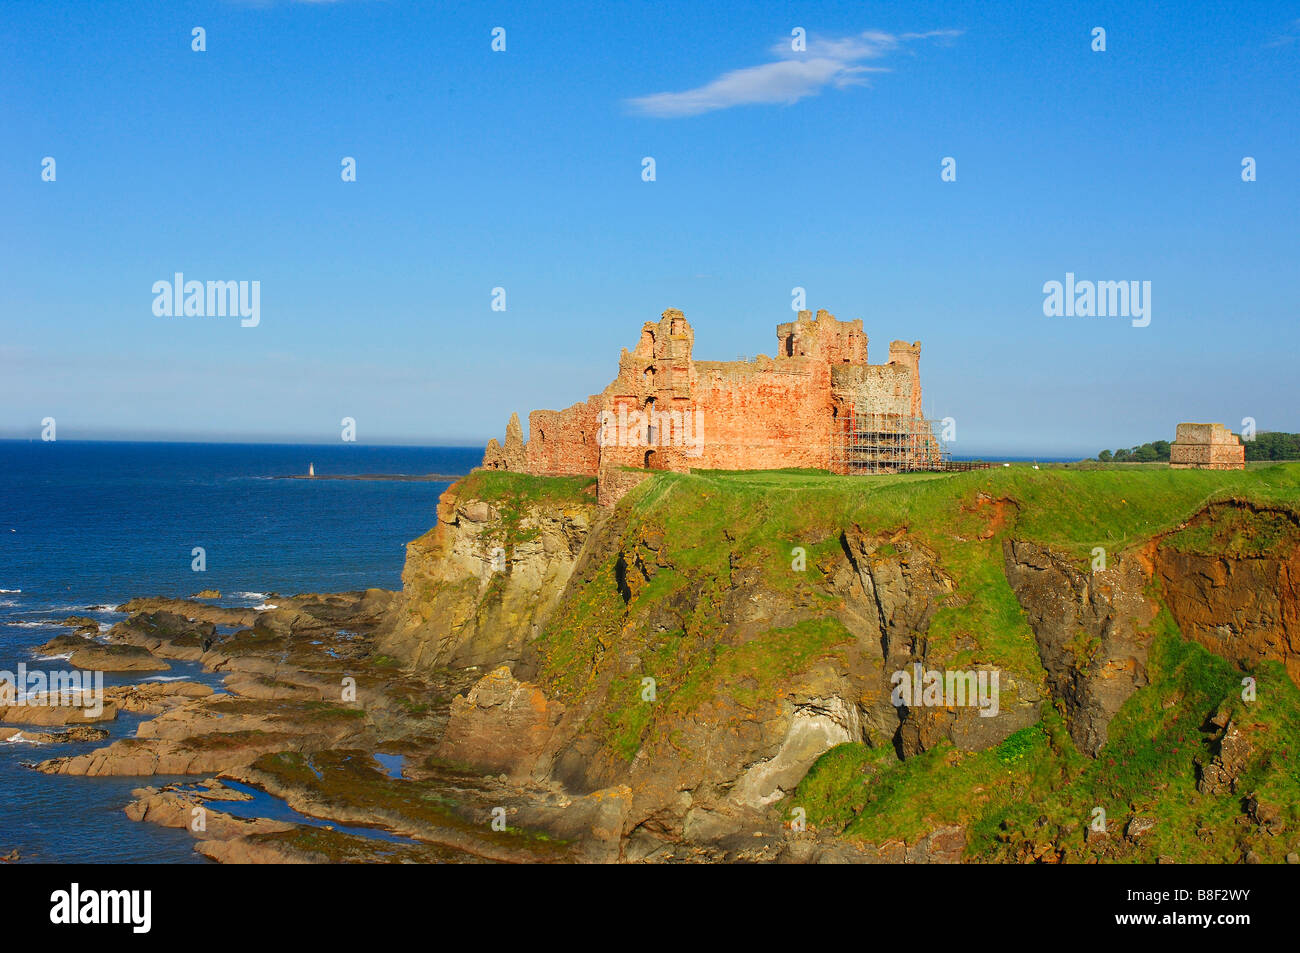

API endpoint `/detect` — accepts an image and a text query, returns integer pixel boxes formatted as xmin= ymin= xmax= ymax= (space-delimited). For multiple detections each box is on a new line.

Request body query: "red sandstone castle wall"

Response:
xmin=690 ymin=360 xmax=832 ymax=470
xmin=525 ymin=396 xmax=602 ymax=476
xmin=777 ymin=310 xmax=867 ymax=365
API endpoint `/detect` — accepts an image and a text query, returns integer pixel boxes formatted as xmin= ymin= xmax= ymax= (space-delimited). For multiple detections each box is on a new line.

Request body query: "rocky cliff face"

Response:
xmin=484 ymin=507 xmax=885 ymax=841
xmin=378 ymin=474 xmax=1050 ymax=855
xmin=370 ymin=469 xmax=1300 ymax=862
xmin=1154 ymin=500 xmax=1300 ymax=686
xmin=1003 ymin=539 xmax=1155 ymax=755
xmin=838 ymin=526 xmax=1041 ymax=755
xmin=376 ymin=481 xmax=602 ymax=671
xmin=1000 ymin=499 xmax=1300 ymax=762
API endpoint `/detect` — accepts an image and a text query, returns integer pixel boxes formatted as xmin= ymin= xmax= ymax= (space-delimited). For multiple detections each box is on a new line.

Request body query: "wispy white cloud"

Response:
xmin=626 ymin=28 xmax=961 ymax=118
xmin=1265 ymin=18 xmax=1300 ymax=47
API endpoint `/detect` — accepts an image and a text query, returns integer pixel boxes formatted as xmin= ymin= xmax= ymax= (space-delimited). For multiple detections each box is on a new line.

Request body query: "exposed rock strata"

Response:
xmin=376 ymin=485 xmax=602 ymax=670
xmin=1003 ymin=539 xmax=1154 ymax=755
xmin=1155 ymin=501 xmax=1300 ymax=685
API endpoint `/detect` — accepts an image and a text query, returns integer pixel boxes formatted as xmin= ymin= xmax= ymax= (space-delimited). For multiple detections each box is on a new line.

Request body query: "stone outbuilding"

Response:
xmin=1169 ymin=422 xmax=1245 ymax=470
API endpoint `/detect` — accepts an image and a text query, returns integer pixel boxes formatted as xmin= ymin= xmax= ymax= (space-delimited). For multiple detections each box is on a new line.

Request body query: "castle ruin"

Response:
xmin=483 ymin=308 xmax=948 ymax=505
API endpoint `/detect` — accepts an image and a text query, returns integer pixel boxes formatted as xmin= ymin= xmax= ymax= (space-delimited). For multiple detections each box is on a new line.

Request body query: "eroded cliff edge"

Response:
xmin=367 ymin=465 xmax=1300 ymax=863
xmin=375 ymin=472 xmax=601 ymax=672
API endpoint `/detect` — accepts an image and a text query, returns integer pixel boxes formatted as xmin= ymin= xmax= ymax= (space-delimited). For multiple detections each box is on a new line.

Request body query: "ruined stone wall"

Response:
xmin=596 ymin=309 xmax=700 ymax=475
xmin=776 ymin=309 xmax=867 ymax=364
xmin=828 ymin=341 xmax=923 ymax=421
xmin=1170 ymin=422 xmax=1245 ymax=470
xmin=831 ymin=363 xmax=914 ymax=418
xmin=596 ymin=465 xmax=653 ymax=507
xmin=598 ymin=396 xmax=701 ymax=473
xmin=1170 ymin=444 xmax=1246 ymax=469
xmin=482 ymin=413 xmax=528 ymax=471
xmin=690 ymin=358 xmax=832 ymax=470
xmin=525 ymin=396 xmax=603 ymax=476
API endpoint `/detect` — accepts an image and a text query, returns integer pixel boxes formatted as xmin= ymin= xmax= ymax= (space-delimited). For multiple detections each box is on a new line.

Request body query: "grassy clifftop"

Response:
xmin=586 ymin=463 xmax=1300 ymax=678
xmin=528 ymin=460 xmax=1300 ymax=697
xmin=621 ymin=462 xmax=1300 ymax=558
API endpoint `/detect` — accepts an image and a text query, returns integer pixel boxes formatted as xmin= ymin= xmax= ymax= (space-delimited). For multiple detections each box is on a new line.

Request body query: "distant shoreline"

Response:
xmin=277 ymin=473 xmax=467 ymax=482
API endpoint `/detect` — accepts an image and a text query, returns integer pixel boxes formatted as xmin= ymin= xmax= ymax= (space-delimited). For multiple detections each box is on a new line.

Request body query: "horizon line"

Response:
xmin=0 ymin=436 xmax=1100 ymax=460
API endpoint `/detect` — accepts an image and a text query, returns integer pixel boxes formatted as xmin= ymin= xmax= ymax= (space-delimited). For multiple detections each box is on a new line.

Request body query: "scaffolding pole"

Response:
xmin=830 ymin=411 xmax=975 ymax=474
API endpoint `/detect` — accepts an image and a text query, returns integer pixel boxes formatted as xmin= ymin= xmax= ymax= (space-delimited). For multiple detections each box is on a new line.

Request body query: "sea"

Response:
xmin=0 ymin=440 xmax=480 ymax=863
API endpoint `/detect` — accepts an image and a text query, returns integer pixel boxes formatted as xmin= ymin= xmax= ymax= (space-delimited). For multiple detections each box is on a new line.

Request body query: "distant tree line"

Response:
xmin=1097 ymin=441 xmax=1171 ymax=463
xmin=1095 ymin=432 xmax=1300 ymax=463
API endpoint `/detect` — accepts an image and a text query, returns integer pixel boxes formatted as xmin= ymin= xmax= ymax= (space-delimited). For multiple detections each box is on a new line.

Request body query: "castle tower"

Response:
xmin=776 ymin=309 xmax=866 ymax=363
xmin=887 ymin=341 xmax=923 ymax=418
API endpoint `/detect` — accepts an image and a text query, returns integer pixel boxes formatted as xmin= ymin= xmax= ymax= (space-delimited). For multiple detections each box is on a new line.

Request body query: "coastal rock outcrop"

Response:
xmin=376 ymin=479 xmax=602 ymax=670
xmin=1 ymin=701 xmax=117 ymax=726
xmin=4 ymin=725 xmax=109 ymax=744
xmin=69 ymin=643 xmax=171 ymax=672
xmin=1155 ymin=501 xmax=1300 ymax=686
xmin=1003 ymin=539 xmax=1154 ymax=755
xmin=435 ymin=666 xmax=565 ymax=780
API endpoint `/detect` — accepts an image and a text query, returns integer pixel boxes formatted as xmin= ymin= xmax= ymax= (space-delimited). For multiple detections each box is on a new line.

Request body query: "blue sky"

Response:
xmin=2 ymin=0 xmax=1297 ymax=456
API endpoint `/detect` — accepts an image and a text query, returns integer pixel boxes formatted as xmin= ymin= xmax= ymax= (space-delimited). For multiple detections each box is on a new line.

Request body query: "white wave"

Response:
xmin=0 ymin=599 xmax=17 ymax=608
xmin=4 ymin=732 xmax=40 ymax=745
xmin=235 ymin=592 xmax=269 ymax=599
xmin=2 ymin=621 xmax=61 ymax=629
xmin=38 ymin=604 xmax=122 ymax=615
xmin=141 ymin=675 xmax=191 ymax=682
xmin=253 ymin=603 xmax=278 ymax=611
xmin=0 ymin=588 xmax=21 ymax=593
xmin=33 ymin=652 xmax=74 ymax=661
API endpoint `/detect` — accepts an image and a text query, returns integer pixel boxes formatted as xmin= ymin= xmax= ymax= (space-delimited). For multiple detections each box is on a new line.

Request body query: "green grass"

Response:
xmin=1162 ymin=504 xmax=1300 ymax=558
xmin=786 ymin=607 xmax=1300 ymax=862
xmin=980 ymin=617 xmax=1300 ymax=862
xmin=665 ymin=617 xmax=855 ymax=714
xmin=788 ymin=717 xmax=1059 ymax=843
xmin=454 ymin=469 xmax=596 ymax=509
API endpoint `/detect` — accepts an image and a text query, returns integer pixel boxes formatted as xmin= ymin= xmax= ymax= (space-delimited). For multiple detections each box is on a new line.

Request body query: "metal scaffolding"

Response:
xmin=830 ymin=411 xmax=964 ymax=474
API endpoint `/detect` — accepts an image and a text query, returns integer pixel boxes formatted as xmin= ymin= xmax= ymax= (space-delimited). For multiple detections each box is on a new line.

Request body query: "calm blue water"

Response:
xmin=0 ymin=440 xmax=478 ymax=863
